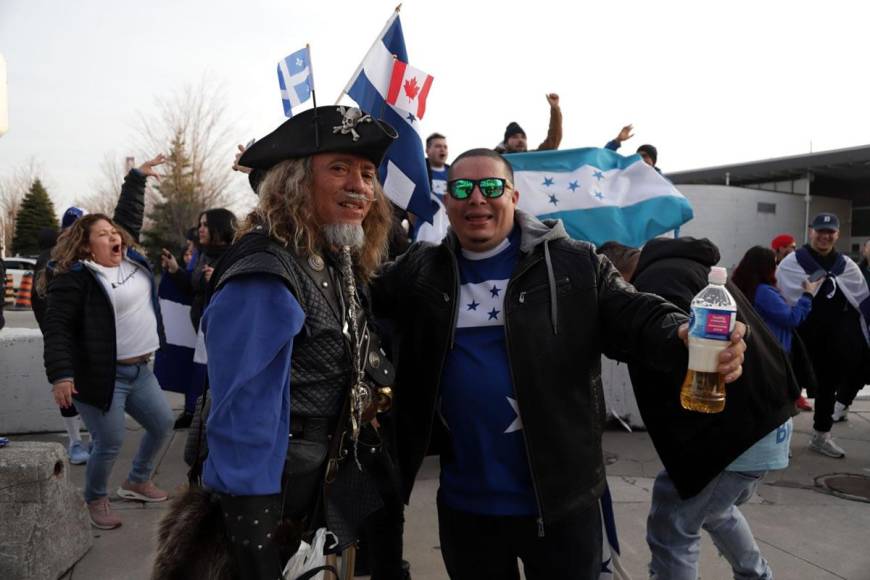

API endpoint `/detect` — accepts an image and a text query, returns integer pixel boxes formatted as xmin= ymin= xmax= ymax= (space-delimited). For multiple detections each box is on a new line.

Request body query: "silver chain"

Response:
xmin=338 ymin=246 xmax=371 ymax=469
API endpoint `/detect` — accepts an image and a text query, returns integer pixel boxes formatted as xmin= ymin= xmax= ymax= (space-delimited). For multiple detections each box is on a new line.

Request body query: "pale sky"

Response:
xmin=2 ymin=0 xmax=869 ymax=214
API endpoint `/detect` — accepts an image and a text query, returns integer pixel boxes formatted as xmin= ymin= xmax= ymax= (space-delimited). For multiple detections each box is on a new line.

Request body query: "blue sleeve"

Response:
xmin=605 ymin=139 xmax=620 ymax=151
xmin=754 ymin=284 xmax=812 ymax=329
xmin=201 ymin=276 xmax=305 ymax=495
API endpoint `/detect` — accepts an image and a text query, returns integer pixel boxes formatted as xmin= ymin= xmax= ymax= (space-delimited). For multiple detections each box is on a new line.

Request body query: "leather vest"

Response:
xmin=213 ymin=230 xmax=353 ymax=418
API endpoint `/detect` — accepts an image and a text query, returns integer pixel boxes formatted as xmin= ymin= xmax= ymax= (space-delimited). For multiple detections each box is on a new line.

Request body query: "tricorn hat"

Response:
xmin=239 ymin=106 xmax=398 ymax=170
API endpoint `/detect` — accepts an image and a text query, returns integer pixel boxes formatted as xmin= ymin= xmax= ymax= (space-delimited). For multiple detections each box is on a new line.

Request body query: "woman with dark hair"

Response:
xmin=162 ymin=208 xmax=237 ymax=329
xmin=733 ymin=246 xmax=820 ymax=351
xmin=732 ymin=246 xmax=821 ymax=413
xmin=43 ymin=213 xmax=174 ymax=530
xmin=160 ymin=208 xmax=237 ymax=428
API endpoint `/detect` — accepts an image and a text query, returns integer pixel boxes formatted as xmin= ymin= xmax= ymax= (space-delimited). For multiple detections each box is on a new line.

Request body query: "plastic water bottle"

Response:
xmin=680 ymin=266 xmax=737 ymax=413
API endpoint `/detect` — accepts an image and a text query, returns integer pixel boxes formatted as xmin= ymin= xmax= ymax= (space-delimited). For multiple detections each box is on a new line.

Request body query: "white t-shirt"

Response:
xmin=85 ymin=258 xmax=160 ymax=360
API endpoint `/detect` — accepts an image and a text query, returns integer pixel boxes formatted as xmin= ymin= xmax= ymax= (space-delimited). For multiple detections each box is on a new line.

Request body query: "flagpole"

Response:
xmin=335 ymin=5 xmax=402 ymax=105
xmin=308 ymin=43 xmax=320 ymax=149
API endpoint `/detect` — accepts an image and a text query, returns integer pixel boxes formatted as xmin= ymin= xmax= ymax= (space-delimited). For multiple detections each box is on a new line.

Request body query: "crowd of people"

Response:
xmin=22 ymin=95 xmax=869 ymax=580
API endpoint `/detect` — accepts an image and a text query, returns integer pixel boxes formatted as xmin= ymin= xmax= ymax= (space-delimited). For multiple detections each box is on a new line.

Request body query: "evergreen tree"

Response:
xmin=12 ymin=179 xmax=58 ymax=256
xmin=143 ymin=130 xmax=204 ymax=265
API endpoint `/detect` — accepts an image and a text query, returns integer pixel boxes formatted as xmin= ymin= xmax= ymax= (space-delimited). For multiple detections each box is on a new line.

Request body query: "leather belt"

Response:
xmin=289 ymin=416 xmax=332 ymax=441
xmin=117 ymin=354 xmax=152 ymax=366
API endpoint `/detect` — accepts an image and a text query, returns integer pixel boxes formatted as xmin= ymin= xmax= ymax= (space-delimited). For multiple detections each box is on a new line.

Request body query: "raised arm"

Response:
xmin=605 ymin=124 xmax=634 ymax=151
xmin=113 ymin=154 xmax=166 ymax=242
xmin=537 ymin=93 xmax=563 ymax=151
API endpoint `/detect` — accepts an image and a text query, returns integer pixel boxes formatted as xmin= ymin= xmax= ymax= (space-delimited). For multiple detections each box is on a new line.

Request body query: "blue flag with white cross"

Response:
xmin=277 ymin=47 xmax=313 ymax=118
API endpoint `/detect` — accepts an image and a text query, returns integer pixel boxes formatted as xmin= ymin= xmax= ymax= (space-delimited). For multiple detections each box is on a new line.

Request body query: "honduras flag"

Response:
xmin=342 ymin=12 xmax=437 ymax=223
xmin=278 ymin=47 xmax=313 ymax=118
xmin=507 ymin=148 xmax=693 ymax=247
xmin=153 ymin=273 xmax=199 ymax=395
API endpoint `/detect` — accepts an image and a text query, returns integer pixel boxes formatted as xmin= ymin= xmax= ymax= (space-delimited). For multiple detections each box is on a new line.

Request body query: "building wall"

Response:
xmin=675 ymin=185 xmax=853 ymax=269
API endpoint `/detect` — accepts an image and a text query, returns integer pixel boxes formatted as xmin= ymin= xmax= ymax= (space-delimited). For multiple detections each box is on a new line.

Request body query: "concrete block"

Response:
xmin=0 ymin=327 xmax=61 ymax=434
xmin=0 ymin=441 xmax=92 ymax=580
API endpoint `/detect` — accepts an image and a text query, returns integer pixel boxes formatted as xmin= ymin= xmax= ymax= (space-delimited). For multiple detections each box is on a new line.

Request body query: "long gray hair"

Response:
xmin=236 ymin=158 xmax=392 ymax=281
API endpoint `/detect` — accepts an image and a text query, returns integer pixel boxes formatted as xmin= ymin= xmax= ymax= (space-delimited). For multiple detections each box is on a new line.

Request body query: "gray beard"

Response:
xmin=322 ymin=223 xmax=365 ymax=250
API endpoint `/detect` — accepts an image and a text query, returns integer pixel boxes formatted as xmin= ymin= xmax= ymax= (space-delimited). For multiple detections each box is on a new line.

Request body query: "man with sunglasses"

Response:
xmin=372 ymin=148 xmax=747 ymax=579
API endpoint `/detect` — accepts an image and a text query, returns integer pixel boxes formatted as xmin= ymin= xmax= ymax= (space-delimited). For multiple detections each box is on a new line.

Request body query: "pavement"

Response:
xmin=3 ymin=389 xmax=866 ymax=580
xmin=4 ymin=310 xmax=870 ymax=579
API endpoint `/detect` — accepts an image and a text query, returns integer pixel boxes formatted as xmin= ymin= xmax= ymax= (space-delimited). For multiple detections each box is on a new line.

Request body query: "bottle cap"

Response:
xmin=708 ymin=266 xmax=727 ymax=285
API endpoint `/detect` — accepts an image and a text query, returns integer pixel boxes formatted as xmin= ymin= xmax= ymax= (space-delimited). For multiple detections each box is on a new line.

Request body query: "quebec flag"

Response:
xmin=278 ymin=47 xmax=313 ymax=118
xmin=507 ymin=147 xmax=693 ymax=247
xmin=344 ymin=13 xmax=437 ymax=223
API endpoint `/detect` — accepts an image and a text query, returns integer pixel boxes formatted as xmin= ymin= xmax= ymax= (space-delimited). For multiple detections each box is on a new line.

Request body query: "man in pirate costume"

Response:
xmin=197 ymin=105 xmax=399 ymax=579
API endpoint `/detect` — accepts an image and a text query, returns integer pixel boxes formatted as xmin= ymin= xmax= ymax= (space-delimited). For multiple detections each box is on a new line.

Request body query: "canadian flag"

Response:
xmin=385 ymin=59 xmax=433 ymax=120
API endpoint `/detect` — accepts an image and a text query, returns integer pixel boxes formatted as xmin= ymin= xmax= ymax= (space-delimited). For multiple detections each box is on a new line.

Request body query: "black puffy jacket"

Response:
xmin=628 ymin=237 xmax=798 ymax=499
xmin=372 ymin=211 xmax=687 ymax=527
xmin=42 ymin=249 xmax=165 ymax=411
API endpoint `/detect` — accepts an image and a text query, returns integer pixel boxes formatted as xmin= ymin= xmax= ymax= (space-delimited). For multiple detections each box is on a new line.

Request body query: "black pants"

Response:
xmin=356 ymin=502 xmax=407 ymax=580
xmin=437 ymin=497 xmax=602 ymax=580
xmin=835 ymin=350 xmax=870 ymax=407
xmin=804 ymin=323 xmax=866 ymax=432
xmin=218 ymin=493 xmax=286 ymax=580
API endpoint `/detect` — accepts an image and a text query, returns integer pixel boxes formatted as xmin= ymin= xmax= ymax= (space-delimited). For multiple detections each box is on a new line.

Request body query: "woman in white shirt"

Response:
xmin=43 ymin=214 xmax=174 ymax=530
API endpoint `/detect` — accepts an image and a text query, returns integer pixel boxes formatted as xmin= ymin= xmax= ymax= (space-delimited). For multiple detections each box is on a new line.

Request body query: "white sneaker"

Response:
xmin=809 ymin=431 xmax=846 ymax=458
xmin=832 ymin=402 xmax=849 ymax=422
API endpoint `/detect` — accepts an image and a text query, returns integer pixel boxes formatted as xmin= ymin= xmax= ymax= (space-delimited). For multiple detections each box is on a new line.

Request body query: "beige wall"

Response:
xmin=675 ymin=185 xmax=852 ymax=269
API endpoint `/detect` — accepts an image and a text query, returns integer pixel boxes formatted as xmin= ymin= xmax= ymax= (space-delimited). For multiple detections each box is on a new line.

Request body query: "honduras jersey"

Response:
xmin=438 ymin=227 xmax=538 ymax=515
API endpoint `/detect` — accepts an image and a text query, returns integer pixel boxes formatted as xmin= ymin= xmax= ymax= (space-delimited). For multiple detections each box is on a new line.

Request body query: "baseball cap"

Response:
xmin=810 ymin=213 xmax=839 ymax=231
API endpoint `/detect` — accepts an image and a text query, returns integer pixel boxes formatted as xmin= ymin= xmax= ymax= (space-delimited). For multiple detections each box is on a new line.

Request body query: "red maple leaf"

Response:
xmin=403 ymin=77 xmax=420 ymax=100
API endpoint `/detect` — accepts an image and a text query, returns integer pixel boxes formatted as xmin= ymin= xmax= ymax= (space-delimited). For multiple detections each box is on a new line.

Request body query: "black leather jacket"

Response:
xmin=372 ymin=210 xmax=687 ymax=526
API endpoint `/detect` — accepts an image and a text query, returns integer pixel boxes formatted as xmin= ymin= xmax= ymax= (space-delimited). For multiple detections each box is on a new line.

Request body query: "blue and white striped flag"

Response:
xmin=153 ymin=274 xmax=199 ymax=395
xmin=508 ymin=148 xmax=693 ymax=247
xmin=278 ymin=47 xmax=313 ymax=118
xmin=342 ymin=12 xmax=437 ymax=223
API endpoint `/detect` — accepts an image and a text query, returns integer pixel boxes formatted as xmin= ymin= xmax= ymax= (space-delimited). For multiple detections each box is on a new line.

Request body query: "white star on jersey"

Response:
xmin=505 ymin=397 xmax=523 ymax=433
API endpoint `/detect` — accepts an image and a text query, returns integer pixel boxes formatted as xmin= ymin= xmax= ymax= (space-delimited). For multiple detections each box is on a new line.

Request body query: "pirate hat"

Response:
xmin=239 ymin=106 xmax=398 ymax=170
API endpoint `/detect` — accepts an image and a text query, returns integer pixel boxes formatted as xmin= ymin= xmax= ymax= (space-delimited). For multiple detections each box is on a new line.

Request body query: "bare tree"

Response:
xmin=77 ymin=153 xmax=139 ymax=216
xmin=133 ymin=78 xmax=239 ymax=258
xmin=0 ymin=157 xmax=44 ymax=256
xmin=138 ymin=78 xmax=234 ymax=211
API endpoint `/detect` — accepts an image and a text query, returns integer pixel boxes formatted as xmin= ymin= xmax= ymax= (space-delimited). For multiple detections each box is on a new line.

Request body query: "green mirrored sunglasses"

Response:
xmin=447 ymin=178 xmax=509 ymax=200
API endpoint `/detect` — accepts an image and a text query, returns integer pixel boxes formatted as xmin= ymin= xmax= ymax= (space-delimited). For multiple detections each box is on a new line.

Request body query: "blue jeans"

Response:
xmin=75 ymin=363 xmax=174 ymax=502
xmin=647 ymin=469 xmax=772 ymax=580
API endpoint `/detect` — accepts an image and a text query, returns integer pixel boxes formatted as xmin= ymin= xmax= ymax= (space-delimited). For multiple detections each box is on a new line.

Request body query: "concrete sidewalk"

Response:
xmin=10 ymin=390 xmax=870 ymax=580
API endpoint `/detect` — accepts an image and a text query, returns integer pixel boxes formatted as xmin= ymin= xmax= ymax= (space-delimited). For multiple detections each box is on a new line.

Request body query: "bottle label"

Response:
xmin=689 ymin=307 xmax=734 ymax=341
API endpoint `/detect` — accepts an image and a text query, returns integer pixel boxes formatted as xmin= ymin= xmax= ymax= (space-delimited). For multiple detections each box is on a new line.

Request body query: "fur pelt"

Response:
xmin=152 ymin=486 xmax=307 ymax=580
xmin=151 ymin=486 xmax=233 ymax=580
